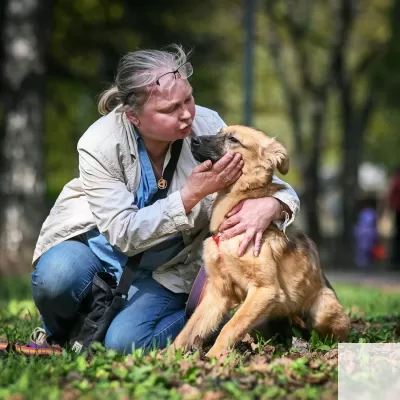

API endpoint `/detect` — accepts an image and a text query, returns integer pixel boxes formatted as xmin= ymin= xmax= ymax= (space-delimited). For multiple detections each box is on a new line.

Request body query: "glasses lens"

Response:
xmin=156 ymin=63 xmax=193 ymax=89
xmin=157 ymin=72 xmax=175 ymax=89
xmin=178 ymin=62 xmax=193 ymax=79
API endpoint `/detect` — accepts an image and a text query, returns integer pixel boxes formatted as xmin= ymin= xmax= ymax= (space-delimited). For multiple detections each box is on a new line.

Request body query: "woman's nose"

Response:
xmin=180 ymin=107 xmax=192 ymax=121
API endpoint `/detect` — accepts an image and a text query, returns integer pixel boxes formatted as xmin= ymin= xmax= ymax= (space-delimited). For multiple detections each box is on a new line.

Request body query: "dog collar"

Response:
xmin=212 ymin=235 xmax=220 ymax=247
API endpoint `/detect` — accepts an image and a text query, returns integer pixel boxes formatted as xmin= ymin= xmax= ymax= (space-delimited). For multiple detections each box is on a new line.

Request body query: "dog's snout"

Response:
xmin=191 ymin=137 xmax=201 ymax=147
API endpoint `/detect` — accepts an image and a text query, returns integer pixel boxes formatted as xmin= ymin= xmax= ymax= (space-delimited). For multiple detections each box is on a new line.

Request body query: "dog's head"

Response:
xmin=191 ymin=125 xmax=289 ymax=188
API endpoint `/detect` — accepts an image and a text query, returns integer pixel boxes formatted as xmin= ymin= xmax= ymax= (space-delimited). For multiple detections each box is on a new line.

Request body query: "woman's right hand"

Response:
xmin=180 ymin=152 xmax=243 ymax=213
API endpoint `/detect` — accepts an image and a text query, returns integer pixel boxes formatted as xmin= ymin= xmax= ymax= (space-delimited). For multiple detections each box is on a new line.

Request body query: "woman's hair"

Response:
xmin=98 ymin=44 xmax=191 ymax=115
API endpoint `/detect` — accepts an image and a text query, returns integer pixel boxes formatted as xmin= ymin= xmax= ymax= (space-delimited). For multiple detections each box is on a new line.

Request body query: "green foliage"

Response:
xmin=44 ymin=0 xmax=237 ymax=200
xmin=40 ymin=0 xmax=400 ymax=202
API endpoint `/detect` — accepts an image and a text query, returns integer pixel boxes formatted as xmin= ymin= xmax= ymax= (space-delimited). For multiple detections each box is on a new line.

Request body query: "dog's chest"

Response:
xmin=204 ymin=236 xmax=256 ymax=298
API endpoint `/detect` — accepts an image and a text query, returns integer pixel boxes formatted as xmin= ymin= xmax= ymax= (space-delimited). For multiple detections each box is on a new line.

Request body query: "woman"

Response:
xmin=31 ymin=44 xmax=300 ymax=353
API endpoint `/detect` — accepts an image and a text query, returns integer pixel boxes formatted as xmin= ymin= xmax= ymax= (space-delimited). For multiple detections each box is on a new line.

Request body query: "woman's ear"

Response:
xmin=126 ymin=112 xmax=140 ymax=127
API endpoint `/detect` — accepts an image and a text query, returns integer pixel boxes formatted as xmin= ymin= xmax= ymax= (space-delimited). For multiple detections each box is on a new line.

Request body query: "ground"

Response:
xmin=0 ymin=272 xmax=399 ymax=400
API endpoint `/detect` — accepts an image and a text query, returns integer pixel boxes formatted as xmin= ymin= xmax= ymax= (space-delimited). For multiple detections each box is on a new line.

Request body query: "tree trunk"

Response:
xmin=0 ymin=0 xmax=52 ymax=275
xmin=339 ymin=90 xmax=374 ymax=260
xmin=303 ymin=96 xmax=326 ymax=245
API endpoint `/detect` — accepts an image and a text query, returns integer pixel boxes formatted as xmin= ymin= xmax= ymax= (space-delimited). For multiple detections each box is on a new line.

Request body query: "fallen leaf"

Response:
xmin=178 ymin=383 xmax=201 ymax=399
xmin=309 ymin=359 xmax=322 ymax=369
xmin=270 ymin=356 xmax=293 ymax=368
xmin=7 ymin=394 xmax=26 ymax=400
xmin=307 ymin=372 xmax=329 ymax=384
xmin=248 ymin=362 xmax=270 ymax=373
xmin=241 ymin=333 xmax=255 ymax=344
xmin=124 ymin=354 xmax=134 ymax=367
xmin=291 ymin=337 xmax=309 ymax=354
xmin=180 ymin=360 xmax=195 ymax=375
xmin=323 ymin=349 xmax=338 ymax=361
xmin=66 ymin=372 xmax=83 ymax=382
xmin=202 ymin=391 xmax=226 ymax=400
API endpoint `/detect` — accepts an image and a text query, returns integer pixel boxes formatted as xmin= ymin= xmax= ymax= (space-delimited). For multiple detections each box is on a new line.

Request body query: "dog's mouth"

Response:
xmin=190 ymin=135 xmax=226 ymax=164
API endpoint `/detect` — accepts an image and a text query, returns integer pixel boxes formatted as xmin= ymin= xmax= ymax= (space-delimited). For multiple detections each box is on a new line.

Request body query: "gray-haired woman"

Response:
xmin=30 ymin=45 xmax=300 ymax=353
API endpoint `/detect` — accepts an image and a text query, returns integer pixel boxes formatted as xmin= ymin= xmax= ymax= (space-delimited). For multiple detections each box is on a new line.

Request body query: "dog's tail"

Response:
xmin=306 ymin=287 xmax=351 ymax=341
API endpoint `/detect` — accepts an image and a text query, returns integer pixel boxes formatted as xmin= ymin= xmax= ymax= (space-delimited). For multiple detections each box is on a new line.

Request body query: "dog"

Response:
xmin=172 ymin=125 xmax=350 ymax=359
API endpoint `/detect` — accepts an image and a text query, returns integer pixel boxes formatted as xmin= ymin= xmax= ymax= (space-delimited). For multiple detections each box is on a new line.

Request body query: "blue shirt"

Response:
xmin=85 ymin=127 xmax=184 ymax=282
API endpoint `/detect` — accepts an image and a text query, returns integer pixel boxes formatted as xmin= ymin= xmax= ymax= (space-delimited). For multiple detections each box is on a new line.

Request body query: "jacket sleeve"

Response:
xmin=215 ymin=113 xmax=300 ymax=231
xmin=271 ymin=175 xmax=300 ymax=232
xmin=78 ymin=146 xmax=195 ymax=256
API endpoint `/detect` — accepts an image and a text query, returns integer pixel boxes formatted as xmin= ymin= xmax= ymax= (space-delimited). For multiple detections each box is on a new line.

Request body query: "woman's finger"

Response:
xmin=226 ymin=200 xmax=245 ymax=218
xmin=194 ymin=160 xmax=212 ymax=173
xmin=219 ymin=213 xmax=241 ymax=232
xmin=238 ymin=230 xmax=256 ymax=257
xmin=253 ymin=231 xmax=263 ymax=257
xmin=220 ymin=222 xmax=246 ymax=241
xmin=223 ymin=159 xmax=243 ymax=182
xmin=217 ymin=154 xmax=241 ymax=177
xmin=213 ymin=152 xmax=236 ymax=173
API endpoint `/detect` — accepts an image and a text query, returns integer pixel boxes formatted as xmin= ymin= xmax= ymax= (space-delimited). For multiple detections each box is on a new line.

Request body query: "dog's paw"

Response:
xmin=205 ymin=346 xmax=229 ymax=360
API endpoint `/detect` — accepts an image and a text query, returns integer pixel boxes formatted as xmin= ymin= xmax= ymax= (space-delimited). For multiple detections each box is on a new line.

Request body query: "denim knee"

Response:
xmin=31 ymin=240 xmax=103 ymax=318
xmin=104 ymin=323 xmax=152 ymax=354
xmin=32 ymin=256 xmax=79 ymax=318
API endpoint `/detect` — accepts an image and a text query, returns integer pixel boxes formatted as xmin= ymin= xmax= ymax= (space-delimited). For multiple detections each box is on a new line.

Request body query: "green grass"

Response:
xmin=0 ymin=278 xmax=399 ymax=400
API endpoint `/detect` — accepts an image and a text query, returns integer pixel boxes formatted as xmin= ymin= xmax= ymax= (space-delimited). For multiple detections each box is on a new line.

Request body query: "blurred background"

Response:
xmin=1 ymin=0 xmax=400 ymax=277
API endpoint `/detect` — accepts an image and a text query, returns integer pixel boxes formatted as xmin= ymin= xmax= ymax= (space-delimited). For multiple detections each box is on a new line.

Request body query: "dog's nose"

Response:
xmin=191 ymin=137 xmax=201 ymax=147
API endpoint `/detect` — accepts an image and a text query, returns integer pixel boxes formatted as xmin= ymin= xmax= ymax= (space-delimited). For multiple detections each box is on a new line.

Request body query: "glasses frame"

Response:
xmin=155 ymin=62 xmax=193 ymax=87
xmin=123 ymin=62 xmax=193 ymax=105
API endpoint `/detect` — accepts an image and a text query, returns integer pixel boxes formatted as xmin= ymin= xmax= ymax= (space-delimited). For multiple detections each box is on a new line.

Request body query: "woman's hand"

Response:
xmin=180 ymin=152 xmax=243 ymax=213
xmin=219 ymin=197 xmax=283 ymax=257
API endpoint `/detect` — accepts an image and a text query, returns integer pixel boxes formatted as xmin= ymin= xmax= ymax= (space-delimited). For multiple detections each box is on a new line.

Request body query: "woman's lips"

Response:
xmin=181 ymin=124 xmax=192 ymax=135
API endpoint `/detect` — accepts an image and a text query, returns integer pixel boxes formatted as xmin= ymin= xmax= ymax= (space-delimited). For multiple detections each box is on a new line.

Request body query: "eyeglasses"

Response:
xmin=156 ymin=62 xmax=193 ymax=88
xmin=123 ymin=62 xmax=193 ymax=104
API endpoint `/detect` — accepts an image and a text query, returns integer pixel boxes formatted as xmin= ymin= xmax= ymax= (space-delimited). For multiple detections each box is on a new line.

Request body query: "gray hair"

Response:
xmin=98 ymin=44 xmax=191 ymax=115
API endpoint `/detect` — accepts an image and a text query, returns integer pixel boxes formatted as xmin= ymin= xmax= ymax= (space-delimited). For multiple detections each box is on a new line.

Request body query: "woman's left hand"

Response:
xmin=219 ymin=197 xmax=282 ymax=257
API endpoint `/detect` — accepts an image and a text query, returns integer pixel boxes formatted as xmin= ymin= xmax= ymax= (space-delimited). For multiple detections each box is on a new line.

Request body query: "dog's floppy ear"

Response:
xmin=262 ymin=139 xmax=290 ymax=175
xmin=277 ymin=152 xmax=289 ymax=175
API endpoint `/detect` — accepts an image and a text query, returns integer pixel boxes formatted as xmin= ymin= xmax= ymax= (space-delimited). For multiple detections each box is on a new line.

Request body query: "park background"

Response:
xmin=1 ymin=0 xmax=400 ymax=274
xmin=1 ymin=2 xmax=400 ymax=400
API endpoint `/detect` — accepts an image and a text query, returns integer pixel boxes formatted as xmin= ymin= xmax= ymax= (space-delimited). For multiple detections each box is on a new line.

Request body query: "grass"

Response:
xmin=0 ymin=278 xmax=399 ymax=400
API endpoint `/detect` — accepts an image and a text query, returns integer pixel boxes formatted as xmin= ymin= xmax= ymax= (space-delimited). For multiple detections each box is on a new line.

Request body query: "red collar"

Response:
xmin=212 ymin=235 xmax=220 ymax=247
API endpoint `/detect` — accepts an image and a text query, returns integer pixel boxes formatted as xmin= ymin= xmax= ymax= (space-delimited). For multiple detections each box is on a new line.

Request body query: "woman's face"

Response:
xmin=133 ymin=78 xmax=196 ymax=143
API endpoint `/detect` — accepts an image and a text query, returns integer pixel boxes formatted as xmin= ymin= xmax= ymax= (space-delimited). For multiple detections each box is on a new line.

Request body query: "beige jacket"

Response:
xmin=33 ymin=105 xmax=300 ymax=293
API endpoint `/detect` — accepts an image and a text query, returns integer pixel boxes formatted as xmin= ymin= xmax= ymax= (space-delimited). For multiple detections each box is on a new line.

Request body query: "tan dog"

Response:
xmin=173 ymin=125 xmax=350 ymax=359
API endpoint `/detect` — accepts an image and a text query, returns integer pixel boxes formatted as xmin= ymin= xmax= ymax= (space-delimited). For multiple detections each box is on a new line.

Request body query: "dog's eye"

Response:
xmin=228 ymin=136 xmax=240 ymax=144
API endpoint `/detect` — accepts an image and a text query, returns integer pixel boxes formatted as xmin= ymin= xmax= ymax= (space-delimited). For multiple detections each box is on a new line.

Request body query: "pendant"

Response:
xmin=158 ymin=178 xmax=168 ymax=189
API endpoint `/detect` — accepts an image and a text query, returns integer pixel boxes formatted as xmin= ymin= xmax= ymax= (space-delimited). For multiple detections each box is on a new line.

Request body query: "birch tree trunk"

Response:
xmin=0 ymin=0 xmax=51 ymax=274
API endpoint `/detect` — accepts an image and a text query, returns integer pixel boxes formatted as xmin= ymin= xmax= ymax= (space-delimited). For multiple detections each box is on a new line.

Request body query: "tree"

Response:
xmin=365 ymin=0 xmax=400 ymax=173
xmin=264 ymin=0 xmax=392 ymax=249
xmin=0 ymin=0 xmax=52 ymax=274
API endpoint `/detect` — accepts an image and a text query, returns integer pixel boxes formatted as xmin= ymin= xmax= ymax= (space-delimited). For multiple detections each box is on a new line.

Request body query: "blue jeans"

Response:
xmin=31 ymin=240 xmax=188 ymax=353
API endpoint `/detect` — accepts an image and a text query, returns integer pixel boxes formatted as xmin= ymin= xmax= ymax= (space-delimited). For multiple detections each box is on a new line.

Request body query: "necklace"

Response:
xmin=148 ymin=154 xmax=168 ymax=189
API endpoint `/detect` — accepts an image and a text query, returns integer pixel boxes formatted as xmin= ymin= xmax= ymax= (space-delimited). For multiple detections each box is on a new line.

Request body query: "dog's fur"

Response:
xmin=173 ymin=125 xmax=350 ymax=359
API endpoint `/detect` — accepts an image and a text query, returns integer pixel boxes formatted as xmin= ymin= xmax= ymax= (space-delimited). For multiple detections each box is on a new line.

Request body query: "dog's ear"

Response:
xmin=262 ymin=140 xmax=289 ymax=175
xmin=277 ymin=153 xmax=289 ymax=175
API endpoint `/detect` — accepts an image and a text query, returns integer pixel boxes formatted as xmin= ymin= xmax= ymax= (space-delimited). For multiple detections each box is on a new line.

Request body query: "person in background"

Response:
xmin=353 ymin=196 xmax=379 ymax=269
xmin=388 ymin=167 xmax=400 ymax=267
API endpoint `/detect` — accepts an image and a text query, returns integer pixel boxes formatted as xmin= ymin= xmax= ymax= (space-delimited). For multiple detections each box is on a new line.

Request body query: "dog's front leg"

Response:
xmin=206 ymin=286 xmax=277 ymax=359
xmin=172 ymin=284 xmax=230 ymax=353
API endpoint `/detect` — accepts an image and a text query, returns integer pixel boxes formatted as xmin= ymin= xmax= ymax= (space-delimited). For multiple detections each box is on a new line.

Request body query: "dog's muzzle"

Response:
xmin=190 ymin=136 xmax=225 ymax=164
